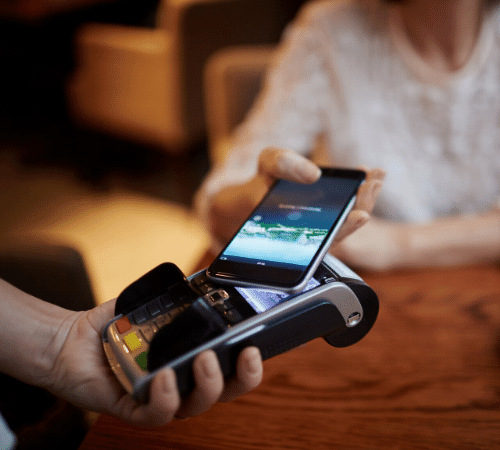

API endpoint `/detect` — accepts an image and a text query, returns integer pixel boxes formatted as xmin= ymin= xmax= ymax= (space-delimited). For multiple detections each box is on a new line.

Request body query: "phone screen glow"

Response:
xmin=218 ymin=177 xmax=360 ymax=271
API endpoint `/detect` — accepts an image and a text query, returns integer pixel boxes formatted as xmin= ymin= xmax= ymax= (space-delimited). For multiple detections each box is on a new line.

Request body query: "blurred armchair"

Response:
xmin=67 ymin=0 xmax=307 ymax=154
xmin=203 ymin=44 xmax=274 ymax=165
xmin=203 ymin=44 xmax=331 ymax=167
xmin=0 ymin=234 xmax=95 ymax=311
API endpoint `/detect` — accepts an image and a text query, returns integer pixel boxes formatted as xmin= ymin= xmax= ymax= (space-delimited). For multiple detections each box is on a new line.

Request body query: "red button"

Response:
xmin=116 ymin=316 xmax=132 ymax=334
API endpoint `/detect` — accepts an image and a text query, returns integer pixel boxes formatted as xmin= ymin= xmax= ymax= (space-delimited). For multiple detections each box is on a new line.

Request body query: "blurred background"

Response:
xmin=0 ymin=0 xmax=307 ymax=448
xmin=0 ymin=0 xmax=309 ymax=303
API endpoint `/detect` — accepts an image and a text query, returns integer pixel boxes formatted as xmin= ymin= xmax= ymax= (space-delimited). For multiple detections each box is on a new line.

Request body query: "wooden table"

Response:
xmin=79 ymin=258 xmax=500 ymax=449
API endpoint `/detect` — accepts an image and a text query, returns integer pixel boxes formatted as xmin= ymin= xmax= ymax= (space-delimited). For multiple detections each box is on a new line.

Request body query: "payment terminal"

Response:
xmin=103 ymin=254 xmax=379 ymax=403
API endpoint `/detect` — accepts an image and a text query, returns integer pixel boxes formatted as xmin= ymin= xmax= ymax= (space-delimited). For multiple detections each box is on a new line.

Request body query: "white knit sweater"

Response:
xmin=197 ymin=0 xmax=500 ymax=224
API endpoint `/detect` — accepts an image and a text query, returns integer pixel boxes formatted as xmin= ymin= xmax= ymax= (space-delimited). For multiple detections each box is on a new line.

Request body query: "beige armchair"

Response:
xmin=204 ymin=45 xmax=275 ymax=165
xmin=67 ymin=0 xmax=307 ymax=154
xmin=203 ymin=43 xmax=331 ymax=167
xmin=68 ymin=23 xmax=181 ymax=150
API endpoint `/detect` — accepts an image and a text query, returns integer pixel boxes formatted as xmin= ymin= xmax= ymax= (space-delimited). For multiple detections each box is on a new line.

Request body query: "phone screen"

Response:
xmin=208 ymin=168 xmax=365 ymax=291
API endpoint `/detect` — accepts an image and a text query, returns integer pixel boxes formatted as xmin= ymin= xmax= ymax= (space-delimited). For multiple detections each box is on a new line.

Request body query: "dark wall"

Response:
xmin=181 ymin=0 xmax=308 ymax=143
xmin=0 ymin=0 xmax=159 ymax=139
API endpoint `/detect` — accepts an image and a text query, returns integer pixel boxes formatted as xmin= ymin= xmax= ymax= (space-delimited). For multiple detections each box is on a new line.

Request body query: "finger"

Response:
xmin=332 ymin=169 xmax=385 ymax=243
xmin=86 ymin=298 xmax=117 ymax=331
xmin=333 ymin=209 xmax=370 ymax=243
xmin=219 ymin=346 xmax=263 ymax=403
xmin=174 ymin=350 xmax=224 ymax=419
xmin=125 ymin=368 xmax=180 ymax=427
xmin=258 ymin=147 xmax=321 ymax=186
xmin=353 ymin=169 xmax=385 ymax=214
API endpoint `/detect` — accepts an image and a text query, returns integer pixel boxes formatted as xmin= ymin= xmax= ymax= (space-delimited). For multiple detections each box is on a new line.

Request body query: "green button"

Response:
xmin=135 ymin=351 xmax=148 ymax=372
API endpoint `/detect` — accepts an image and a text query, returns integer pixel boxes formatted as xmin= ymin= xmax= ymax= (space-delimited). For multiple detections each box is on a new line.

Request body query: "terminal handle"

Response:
xmin=324 ymin=279 xmax=379 ymax=348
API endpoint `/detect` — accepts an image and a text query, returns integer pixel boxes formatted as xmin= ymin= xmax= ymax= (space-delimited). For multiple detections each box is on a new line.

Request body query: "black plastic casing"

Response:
xmin=103 ymin=255 xmax=378 ymax=402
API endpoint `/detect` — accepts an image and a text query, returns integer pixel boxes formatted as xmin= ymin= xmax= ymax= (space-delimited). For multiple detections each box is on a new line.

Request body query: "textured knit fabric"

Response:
xmin=197 ymin=0 xmax=500 ymax=224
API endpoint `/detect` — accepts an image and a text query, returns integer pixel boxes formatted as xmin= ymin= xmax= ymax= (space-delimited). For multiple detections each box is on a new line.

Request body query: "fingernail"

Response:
xmin=246 ymin=348 xmax=262 ymax=374
xmin=282 ymin=153 xmax=321 ymax=182
xmin=297 ymin=162 xmax=321 ymax=183
xmin=202 ymin=354 xmax=219 ymax=378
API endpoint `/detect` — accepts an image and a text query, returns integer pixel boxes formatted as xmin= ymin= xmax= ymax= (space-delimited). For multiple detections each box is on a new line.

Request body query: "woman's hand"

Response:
xmin=258 ymin=148 xmax=385 ymax=240
xmin=332 ymin=209 xmax=500 ymax=271
xmin=331 ymin=218 xmax=407 ymax=271
xmin=209 ymin=147 xmax=385 ymax=247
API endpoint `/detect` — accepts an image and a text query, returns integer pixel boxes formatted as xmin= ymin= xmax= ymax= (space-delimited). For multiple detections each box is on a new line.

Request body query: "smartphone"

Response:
xmin=102 ymin=255 xmax=379 ymax=402
xmin=206 ymin=168 xmax=366 ymax=293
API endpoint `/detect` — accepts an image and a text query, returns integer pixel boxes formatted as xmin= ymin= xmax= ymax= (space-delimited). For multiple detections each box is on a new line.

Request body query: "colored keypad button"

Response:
xmin=135 ymin=352 xmax=148 ymax=372
xmin=123 ymin=332 xmax=142 ymax=352
xmin=115 ymin=316 xmax=132 ymax=334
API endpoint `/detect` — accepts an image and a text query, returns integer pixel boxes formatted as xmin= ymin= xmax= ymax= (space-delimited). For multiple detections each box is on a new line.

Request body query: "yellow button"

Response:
xmin=123 ymin=332 xmax=142 ymax=352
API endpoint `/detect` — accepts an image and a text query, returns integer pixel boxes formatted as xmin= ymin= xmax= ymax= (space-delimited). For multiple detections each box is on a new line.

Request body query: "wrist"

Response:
xmin=0 ymin=279 xmax=78 ymax=387
xmin=484 ymin=207 xmax=500 ymax=256
xmin=393 ymin=224 xmax=413 ymax=268
xmin=36 ymin=310 xmax=82 ymax=390
xmin=405 ymin=210 xmax=500 ymax=267
xmin=404 ymin=223 xmax=432 ymax=267
xmin=404 ymin=220 xmax=458 ymax=267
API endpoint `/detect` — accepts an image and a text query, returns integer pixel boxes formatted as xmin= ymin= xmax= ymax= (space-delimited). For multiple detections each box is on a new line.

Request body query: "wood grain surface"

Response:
xmin=79 ymin=262 xmax=500 ymax=450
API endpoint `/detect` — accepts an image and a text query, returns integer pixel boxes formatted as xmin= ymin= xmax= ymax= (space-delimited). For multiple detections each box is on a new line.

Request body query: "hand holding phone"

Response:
xmin=207 ymin=167 xmax=366 ymax=293
xmin=255 ymin=149 xmax=385 ymax=241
